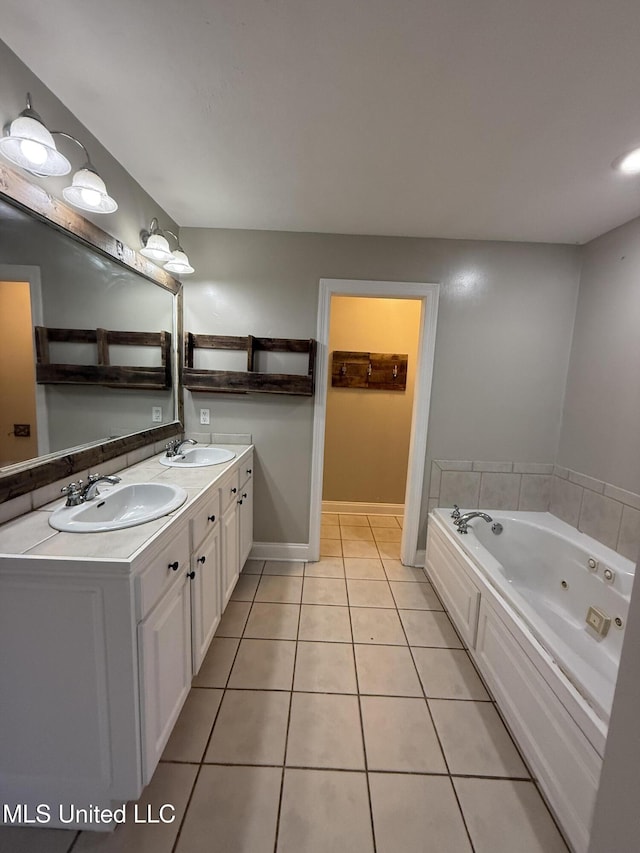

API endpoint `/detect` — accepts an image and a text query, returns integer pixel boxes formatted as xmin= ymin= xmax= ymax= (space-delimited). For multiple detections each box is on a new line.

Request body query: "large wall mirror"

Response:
xmin=0 ymin=169 xmax=182 ymax=503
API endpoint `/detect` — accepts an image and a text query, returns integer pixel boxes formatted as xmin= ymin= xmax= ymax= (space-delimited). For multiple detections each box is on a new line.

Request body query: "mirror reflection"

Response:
xmin=0 ymin=195 xmax=175 ymax=470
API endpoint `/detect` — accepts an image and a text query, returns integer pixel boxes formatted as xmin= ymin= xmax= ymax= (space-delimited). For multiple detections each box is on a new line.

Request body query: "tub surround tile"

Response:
xmin=549 ymin=476 xmax=583 ymax=528
xmin=569 ymin=469 xmax=605 ymax=493
xmin=513 ymin=462 xmax=554 ymax=475
xmin=361 ymin=696 xmax=446 ymax=772
xmin=578 ymin=490 xmax=623 ymax=551
xmin=604 ymin=482 xmax=640 ymax=511
xmin=277 ymin=769 xmax=373 ymax=853
xmin=161 ymin=688 xmax=223 ymax=763
xmin=435 ymin=460 xmax=474 ymax=471
xmin=479 ymin=473 xmax=521 ymax=511
xmin=205 ymin=689 xmax=290 ymax=765
xmin=617 ymin=505 xmax=640 ymax=562
xmin=370 ymin=773 xmax=472 ymax=853
xmin=286 ymin=693 xmax=365 ymax=769
xmin=298 ymin=604 xmax=352 ymax=642
xmin=439 ymin=471 xmax=481 ymax=509
xmin=243 ymin=603 xmax=300 ymax=640
xmin=176 ymin=765 xmax=280 ymax=853
xmin=430 ymin=700 xmax=529 ymax=778
xmin=553 ymin=465 xmax=569 ymax=479
xmin=413 ymin=648 xmax=490 ymax=700
xmin=472 ymin=461 xmax=514 ymax=473
xmin=430 ymin=461 xmax=442 ymax=497
xmin=350 ymin=607 xmax=407 ymax=645
xmin=453 ymin=778 xmax=568 ymax=853
xmin=518 ymin=474 xmax=551 ymax=511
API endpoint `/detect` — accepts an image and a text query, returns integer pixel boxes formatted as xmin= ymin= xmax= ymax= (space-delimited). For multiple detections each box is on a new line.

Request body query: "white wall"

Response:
xmin=182 ymin=227 xmax=581 ymax=545
xmin=558 ymin=215 xmax=640 ymax=495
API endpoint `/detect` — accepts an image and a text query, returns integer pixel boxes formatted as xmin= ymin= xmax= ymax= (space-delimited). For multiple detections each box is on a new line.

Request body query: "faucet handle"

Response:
xmin=61 ymin=481 xmax=84 ymax=506
xmin=87 ymin=472 xmax=101 ymax=483
xmin=451 ymin=505 xmax=461 ymax=520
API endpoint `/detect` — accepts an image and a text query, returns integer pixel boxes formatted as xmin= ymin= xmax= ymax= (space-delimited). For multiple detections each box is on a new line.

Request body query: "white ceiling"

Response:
xmin=3 ymin=0 xmax=640 ymax=244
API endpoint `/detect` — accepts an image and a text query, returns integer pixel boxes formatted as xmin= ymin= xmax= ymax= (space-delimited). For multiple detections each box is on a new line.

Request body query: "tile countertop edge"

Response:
xmin=0 ymin=444 xmax=253 ymax=566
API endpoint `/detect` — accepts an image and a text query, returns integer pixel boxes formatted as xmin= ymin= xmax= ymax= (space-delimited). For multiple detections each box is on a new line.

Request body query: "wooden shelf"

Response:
xmin=183 ymin=333 xmax=317 ymax=396
xmin=35 ymin=326 xmax=172 ymax=390
xmin=331 ymin=350 xmax=408 ymax=391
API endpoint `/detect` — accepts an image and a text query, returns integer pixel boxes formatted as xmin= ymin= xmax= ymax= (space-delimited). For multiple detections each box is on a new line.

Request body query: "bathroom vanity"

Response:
xmin=0 ymin=445 xmax=253 ymax=830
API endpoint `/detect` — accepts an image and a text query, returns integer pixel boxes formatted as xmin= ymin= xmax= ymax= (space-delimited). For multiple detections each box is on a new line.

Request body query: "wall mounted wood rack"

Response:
xmin=184 ymin=333 xmax=317 ymax=396
xmin=331 ymin=350 xmax=408 ymax=391
xmin=35 ymin=326 xmax=172 ymax=390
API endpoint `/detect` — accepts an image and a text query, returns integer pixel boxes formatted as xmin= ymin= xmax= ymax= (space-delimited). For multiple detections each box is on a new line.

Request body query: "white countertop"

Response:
xmin=0 ymin=444 xmax=252 ymax=562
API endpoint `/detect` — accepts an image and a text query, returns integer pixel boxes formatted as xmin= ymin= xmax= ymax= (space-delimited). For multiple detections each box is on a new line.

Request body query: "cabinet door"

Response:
xmin=238 ymin=477 xmax=253 ymax=570
xmin=221 ymin=499 xmax=239 ymax=608
xmin=191 ymin=523 xmax=222 ymax=675
xmin=138 ymin=573 xmax=192 ymax=783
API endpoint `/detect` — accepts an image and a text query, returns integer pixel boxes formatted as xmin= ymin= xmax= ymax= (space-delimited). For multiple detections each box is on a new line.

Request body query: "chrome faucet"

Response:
xmin=82 ymin=474 xmax=121 ymax=501
xmin=165 ymin=438 xmax=197 ymax=458
xmin=455 ymin=511 xmax=493 ymax=534
xmin=61 ymin=473 xmax=121 ymax=506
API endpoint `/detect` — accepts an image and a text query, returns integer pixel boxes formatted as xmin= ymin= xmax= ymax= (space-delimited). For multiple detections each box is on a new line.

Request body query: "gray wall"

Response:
xmin=182 ymin=228 xmax=581 ymax=545
xmin=558 ymin=215 xmax=640 ymax=495
xmin=0 ymin=38 xmax=178 ymax=249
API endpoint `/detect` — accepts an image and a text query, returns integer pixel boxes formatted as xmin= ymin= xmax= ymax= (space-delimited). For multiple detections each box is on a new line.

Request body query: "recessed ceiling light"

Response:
xmin=613 ymin=147 xmax=640 ymax=175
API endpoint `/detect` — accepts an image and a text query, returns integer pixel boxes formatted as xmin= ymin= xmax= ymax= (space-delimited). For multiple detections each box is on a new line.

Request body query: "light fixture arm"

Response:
xmin=50 ymin=130 xmax=95 ymax=172
xmin=140 ymin=220 xmax=185 ymax=252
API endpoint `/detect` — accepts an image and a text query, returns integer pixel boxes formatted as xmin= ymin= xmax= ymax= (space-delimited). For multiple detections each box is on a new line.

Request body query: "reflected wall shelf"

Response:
xmin=184 ymin=333 xmax=317 ymax=396
xmin=35 ymin=326 xmax=172 ymax=390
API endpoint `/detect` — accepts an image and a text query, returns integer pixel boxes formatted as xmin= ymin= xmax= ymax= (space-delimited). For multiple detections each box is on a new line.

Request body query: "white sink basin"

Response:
xmin=160 ymin=447 xmax=236 ymax=468
xmin=49 ymin=483 xmax=188 ymax=533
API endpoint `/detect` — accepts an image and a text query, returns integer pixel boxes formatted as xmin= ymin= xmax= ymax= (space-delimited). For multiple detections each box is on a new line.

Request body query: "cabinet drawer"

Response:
xmin=191 ymin=490 xmax=221 ymax=551
xmin=136 ymin=525 xmax=191 ymax=621
xmin=239 ymin=452 xmax=254 ymax=488
xmin=220 ymin=470 xmax=240 ymax=512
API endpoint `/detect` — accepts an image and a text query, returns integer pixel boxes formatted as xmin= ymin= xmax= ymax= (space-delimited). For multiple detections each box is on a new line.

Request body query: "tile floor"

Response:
xmin=1 ymin=512 xmax=569 ymax=853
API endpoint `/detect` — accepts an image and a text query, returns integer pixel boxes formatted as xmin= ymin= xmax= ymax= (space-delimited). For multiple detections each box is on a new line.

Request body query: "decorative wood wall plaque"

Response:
xmin=184 ymin=333 xmax=317 ymax=396
xmin=331 ymin=350 xmax=408 ymax=391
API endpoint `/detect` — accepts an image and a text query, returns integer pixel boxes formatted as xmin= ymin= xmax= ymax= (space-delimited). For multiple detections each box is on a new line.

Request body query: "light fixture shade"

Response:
xmin=62 ymin=168 xmax=118 ymax=213
xmin=0 ymin=114 xmax=71 ymax=176
xmin=614 ymin=147 xmax=640 ymax=175
xmin=140 ymin=233 xmax=173 ymax=261
xmin=164 ymin=250 xmax=195 ymax=275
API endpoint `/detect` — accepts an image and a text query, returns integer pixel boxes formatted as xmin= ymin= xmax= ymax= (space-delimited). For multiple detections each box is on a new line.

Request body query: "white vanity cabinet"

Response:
xmin=0 ymin=444 xmax=253 ymax=830
xmin=238 ymin=456 xmax=254 ymax=568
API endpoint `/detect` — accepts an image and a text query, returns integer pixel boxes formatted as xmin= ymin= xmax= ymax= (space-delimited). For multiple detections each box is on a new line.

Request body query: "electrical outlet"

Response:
xmin=200 ymin=408 xmax=210 ymax=425
xmin=152 ymin=406 xmax=162 ymax=423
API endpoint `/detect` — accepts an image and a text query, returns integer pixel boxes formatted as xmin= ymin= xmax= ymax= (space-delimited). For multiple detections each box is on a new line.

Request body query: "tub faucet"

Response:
xmin=82 ymin=474 xmax=121 ymax=501
xmin=455 ymin=511 xmax=493 ymax=534
xmin=165 ymin=438 xmax=197 ymax=458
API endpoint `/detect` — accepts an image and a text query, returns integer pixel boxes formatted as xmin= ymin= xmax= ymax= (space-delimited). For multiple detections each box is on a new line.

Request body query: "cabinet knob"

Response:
xmin=237 ymin=499 xmax=243 ymax=505
xmin=168 ymin=561 xmax=179 ymax=571
xmin=247 ymin=468 xmax=252 ymax=475
xmin=198 ymin=555 xmax=206 ymax=564
xmin=208 ymin=514 xmax=216 ymax=522
xmin=187 ymin=570 xmax=196 ymax=580
xmin=231 ymin=487 xmax=237 ymax=494
xmin=242 ymin=492 xmax=248 ymax=499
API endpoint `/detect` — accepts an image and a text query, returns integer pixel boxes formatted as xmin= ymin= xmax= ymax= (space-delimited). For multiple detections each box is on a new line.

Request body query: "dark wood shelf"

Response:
xmin=35 ymin=326 xmax=172 ymax=390
xmin=183 ymin=333 xmax=316 ymax=396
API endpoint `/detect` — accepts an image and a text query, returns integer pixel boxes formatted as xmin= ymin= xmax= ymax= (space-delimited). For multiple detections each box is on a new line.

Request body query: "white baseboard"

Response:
xmin=249 ymin=542 xmax=310 ymax=562
xmin=322 ymin=500 xmax=404 ymax=516
xmin=414 ymin=549 xmax=426 ymax=568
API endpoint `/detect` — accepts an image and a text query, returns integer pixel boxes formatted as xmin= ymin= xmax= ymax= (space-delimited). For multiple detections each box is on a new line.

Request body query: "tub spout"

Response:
xmin=455 ymin=511 xmax=493 ymax=534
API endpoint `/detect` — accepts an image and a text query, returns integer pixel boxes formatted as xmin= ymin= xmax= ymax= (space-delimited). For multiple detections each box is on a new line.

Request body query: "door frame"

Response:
xmin=0 ymin=264 xmax=49 ymax=456
xmin=309 ymin=279 xmax=440 ymax=566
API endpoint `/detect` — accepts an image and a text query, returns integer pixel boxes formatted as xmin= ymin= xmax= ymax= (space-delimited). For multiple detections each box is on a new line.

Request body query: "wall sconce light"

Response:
xmin=0 ymin=93 xmax=118 ymax=214
xmin=141 ymin=218 xmax=195 ymax=275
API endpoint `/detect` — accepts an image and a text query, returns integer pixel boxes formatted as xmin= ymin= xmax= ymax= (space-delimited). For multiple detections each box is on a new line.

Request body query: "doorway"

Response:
xmin=310 ymin=279 xmax=440 ymax=566
xmin=0 ymin=265 xmax=48 ymax=465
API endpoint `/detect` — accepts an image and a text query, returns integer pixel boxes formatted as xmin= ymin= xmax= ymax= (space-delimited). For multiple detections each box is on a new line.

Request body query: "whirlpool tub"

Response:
xmin=425 ymin=509 xmax=635 ymax=853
